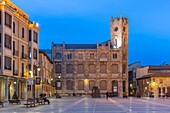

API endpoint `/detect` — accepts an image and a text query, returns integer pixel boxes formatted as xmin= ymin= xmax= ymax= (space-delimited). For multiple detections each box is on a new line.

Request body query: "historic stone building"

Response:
xmin=52 ymin=15 xmax=128 ymax=97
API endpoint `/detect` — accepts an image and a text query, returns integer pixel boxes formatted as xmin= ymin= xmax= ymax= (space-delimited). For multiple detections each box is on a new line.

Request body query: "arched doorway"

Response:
xmin=112 ymin=80 xmax=118 ymax=97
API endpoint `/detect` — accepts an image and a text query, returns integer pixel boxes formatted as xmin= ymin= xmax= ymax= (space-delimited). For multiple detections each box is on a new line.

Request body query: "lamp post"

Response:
xmin=147 ymin=81 xmax=149 ymax=97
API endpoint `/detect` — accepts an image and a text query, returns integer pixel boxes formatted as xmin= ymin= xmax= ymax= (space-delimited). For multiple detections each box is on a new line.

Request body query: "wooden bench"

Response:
xmin=9 ymin=99 xmax=21 ymax=105
xmin=0 ymin=101 xmax=4 ymax=107
xmin=37 ymin=98 xmax=45 ymax=105
xmin=24 ymin=98 xmax=35 ymax=108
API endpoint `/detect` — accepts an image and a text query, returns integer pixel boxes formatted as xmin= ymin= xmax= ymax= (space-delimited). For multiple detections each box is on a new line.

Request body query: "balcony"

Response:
xmin=4 ymin=65 xmax=11 ymax=70
xmin=13 ymin=70 xmax=18 ymax=75
xmin=13 ymin=50 xmax=19 ymax=56
xmin=21 ymin=53 xmax=27 ymax=59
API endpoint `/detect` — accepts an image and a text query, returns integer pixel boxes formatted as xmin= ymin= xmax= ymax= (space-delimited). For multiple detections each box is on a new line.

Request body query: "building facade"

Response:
xmin=128 ymin=62 xmax=142 ymax=96
xmin=136 ymin=65 xmax=170 ymax=97
xmin=39 ymin=50 xmax=54 ymax=98
xmin=0 ymin=0 xmax=39 ymax=101
xmin=52 ymin=15 xmax=128 ymax=97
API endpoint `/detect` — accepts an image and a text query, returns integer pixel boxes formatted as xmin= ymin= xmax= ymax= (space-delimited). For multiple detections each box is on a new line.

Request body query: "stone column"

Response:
xmin=16 ymin=79 xmax=19 ymax=96
xmin=24 ymin=81 xmax=27 ymax=100
xmin=4 ymin=77 xmax=9 ymax=102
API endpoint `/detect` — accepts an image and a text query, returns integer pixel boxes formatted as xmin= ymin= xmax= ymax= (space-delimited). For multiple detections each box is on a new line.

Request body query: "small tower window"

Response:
xmin=114 ymin=27 xmax=118 ymax=32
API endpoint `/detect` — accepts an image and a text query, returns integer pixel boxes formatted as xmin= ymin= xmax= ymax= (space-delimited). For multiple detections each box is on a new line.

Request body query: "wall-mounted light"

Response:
xmin=36 ymin=23 xmax=39 ymax=27
xmin=14 ymin=81 xmax=16 ymax=84
xmin=58 ymin=75 xmax=61 ymax=79
xmin=1 ymin=1 xmax=5 ymax=5
xmin=37 ymin=67 xmax=41 ymax=72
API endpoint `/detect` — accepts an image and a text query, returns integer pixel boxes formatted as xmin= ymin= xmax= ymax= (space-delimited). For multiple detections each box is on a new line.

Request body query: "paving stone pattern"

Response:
xmin=1 ymin=97 xmax=170 ymax=113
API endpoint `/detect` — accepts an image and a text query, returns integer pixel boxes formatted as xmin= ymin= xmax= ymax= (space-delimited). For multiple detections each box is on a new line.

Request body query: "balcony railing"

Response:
xmin=13 ymin=70 xmax=18 ymax=75
xmin=21 ymin=53 xmax=27 ymax=59
xmin=4 ymin=65 xmax=11 ymax=70
xmin=13 ymin=50 xmax=19 ymax=56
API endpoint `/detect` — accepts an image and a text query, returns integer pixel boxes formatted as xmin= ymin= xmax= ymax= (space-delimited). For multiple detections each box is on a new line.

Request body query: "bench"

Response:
xmin=37 ymin=98 xmax=45 ymax=105
xmin=24 ymin=98 xmax=35 ymax=108
xmin=0 ymin=101 xmax=4 ymax=107
xmin=9 ymin=99 xmax=21 ymax=105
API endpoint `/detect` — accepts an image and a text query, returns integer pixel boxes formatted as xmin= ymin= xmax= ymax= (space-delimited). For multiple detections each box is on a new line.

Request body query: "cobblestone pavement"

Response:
xmin=1 ymin=97 xmax=170 ymax=113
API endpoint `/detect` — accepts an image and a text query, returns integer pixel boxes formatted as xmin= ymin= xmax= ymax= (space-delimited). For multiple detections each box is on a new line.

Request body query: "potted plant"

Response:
xmin=12 ymin=92 xmax=18 ymax=100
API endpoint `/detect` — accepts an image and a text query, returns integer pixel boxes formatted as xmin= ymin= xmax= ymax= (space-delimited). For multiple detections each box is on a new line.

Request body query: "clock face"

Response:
xmin=114 ymin=27 xmax=118 ymax=32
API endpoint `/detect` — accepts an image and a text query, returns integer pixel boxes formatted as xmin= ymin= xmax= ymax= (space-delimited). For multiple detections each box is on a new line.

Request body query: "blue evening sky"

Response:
xmin=11 ymin=0 xmax=170 ymax=65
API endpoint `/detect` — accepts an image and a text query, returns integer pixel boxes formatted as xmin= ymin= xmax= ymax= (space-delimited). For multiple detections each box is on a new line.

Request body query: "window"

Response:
xmin=33 ymin=65 xmax=37 ymax=76
xmin=5 ymin=12 xmax=12 ymax=28
xmin=123 ymin=81 xmax=126 ymax=92
xmin=5 ymin=34 xmax=11 ymax=49
xmin=89 ymin=64 xmax=96 ymax=74
xmin=112 ymin=53 xmax=117 ymax=59
xmin=160 ymin=79 xmax=163 ymax=84
xmin=123 ymin=27 xmax=126 ymax=32
xmin=55 ymin=64 xmax=62 ymax=73
xmin=4 ymin=56 xmax=11 ymax=70
xmin=66 ymin=64 xmax=73 ymax=74
xmin=100 ymin=53 xmax=107 ymax=58
xmin=78 ymin=80 xmax=84 ymax=90
xmin=100 ymin=80 xmax=107 ymax=90
xmin=90 ymin=53 xmax=94 ymax=59
xmin=66 ymin=80 xmax=73 ymax=90
xmin=67 ymin=54 xmax=72 ymax=59
xmin=78 ymin=64 xmax=84 ymax=74
xmin=29 ymin=30 xmax=32 ymax=41
xmin=27 ymin=85 xmax=31 ymax=91
xmin=55 ymin=53 xmax=62 ymax=59
xmin=28 ymin=47 xmax=31 ymax=58
xmin=22 ymin=45 xmax=24 ymax=54
xmin=22 ymin=63 xmax=24 ymax=77
xmin=78 ymin=53 xmax=83 ymax=59
xmin=89 ymin=80 xmax=95 ymax=90
xmin=33 ymin=48 xmax=37 ymax=59
xmin=22 ymin=27 xmax=24 ymax=38
xmin=123 ymin=65 xmax=126 ymax=74
xmin=33 ymin=31 xmax=38 ymax=43
xmin=13 ymin=22 xmax=15 ymax=33
xmin=100 ymin=64 xmax=107 ymax=73
xmin=111 ymin=64 xmax=118 ymax=74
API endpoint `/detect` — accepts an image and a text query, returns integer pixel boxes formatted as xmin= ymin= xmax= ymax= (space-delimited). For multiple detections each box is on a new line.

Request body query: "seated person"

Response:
xmin=43 ymin=97 xmax=50 ymax=104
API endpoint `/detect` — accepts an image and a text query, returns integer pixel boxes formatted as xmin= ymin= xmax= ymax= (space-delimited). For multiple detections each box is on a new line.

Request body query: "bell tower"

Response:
xmin=110 ymin=14 xmax=128 ymax=49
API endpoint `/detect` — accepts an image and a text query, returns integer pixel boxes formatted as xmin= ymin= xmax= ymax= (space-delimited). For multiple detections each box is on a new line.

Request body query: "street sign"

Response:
xmin=36 ymin=77 xmax=41 ymax=85
xmin=28 ymin=78 xmax=34 ymax=85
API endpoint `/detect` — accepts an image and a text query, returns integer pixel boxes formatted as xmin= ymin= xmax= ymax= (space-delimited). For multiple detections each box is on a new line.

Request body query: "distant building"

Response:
xmin=39 ymin=50 xmax=54 ymax=97
xmin=0 ymin=0 xmax=40 ymax=101
xmin=52 ymin=15 xmax=128 ymax=97
xmin=128 ymin=62 xmax=142 ymax=96
xmin=136 ymin=65 xmax=170 ymax=97
xmin=41 ymin=49 xmax=52 ymax=59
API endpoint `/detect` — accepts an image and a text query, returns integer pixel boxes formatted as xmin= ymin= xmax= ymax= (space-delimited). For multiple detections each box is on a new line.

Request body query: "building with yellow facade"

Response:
xmin=136 ymin=65 xmax=170 ymax=97
xmin=0 ymin=0 xmax=40 ymax=101
xmin=39 ymin=50 xmax=54 ymax=98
